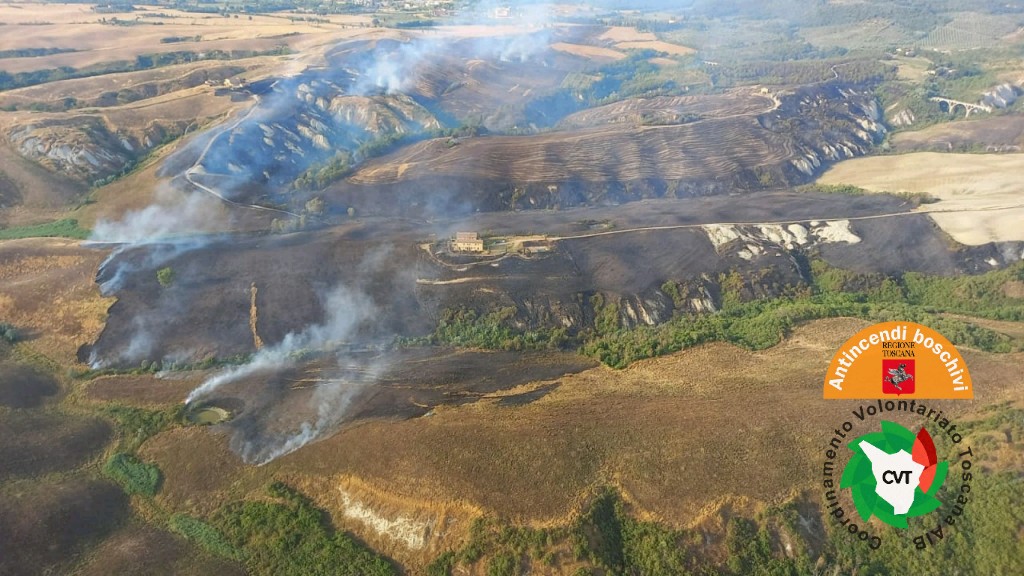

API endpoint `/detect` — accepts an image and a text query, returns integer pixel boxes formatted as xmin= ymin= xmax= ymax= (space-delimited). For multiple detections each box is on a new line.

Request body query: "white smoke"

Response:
xmin=185 ymin=284 xmax=381 ymax=464
xmin=351 ymin=3 xmax=554 ymax=97
xmin=90 ymin=187 xmax=227 ymax=245
xmin=89 ymin=187 xmax=230 ymax=295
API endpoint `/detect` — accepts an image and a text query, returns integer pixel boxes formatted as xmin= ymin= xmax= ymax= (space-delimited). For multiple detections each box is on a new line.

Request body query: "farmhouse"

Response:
xmin=452 ymin=232 xmax=484 ymax=252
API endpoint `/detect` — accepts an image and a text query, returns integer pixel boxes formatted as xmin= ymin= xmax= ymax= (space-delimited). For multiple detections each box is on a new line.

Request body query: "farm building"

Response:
xmin=452 ymin=232 xmax=484 ymax=252
xmin=521 ymin=240 xmax=551 ymax=254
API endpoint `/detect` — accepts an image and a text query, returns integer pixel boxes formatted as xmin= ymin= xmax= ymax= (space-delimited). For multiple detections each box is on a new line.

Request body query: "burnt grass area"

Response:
xmin=88 ymin=191 xmax=1004 ymax=369
xmin=0 ymin=411 xmax=111 ymax=480
xmin=75 ymin=522 xmax=246 ymax=576
xmin=0 ymin=477 xmax=129 ymax=575
xmin=204 ymin=348 xmax=595 ymax=461
xmin=0 ymin=361 xmax=59 ymax=409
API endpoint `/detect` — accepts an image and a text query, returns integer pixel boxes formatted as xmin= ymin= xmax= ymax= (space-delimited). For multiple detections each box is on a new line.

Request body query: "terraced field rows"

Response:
xmin=349 ymin=116 xmax=792 ymax=184
xmin=922 ymin=12 xmax=1019 ymax=50
xmin=558 ymin=90 xmax=775 ymax=129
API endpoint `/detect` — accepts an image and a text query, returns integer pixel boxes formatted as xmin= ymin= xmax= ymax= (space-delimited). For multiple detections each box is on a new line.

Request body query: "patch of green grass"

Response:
xmin=168 ymin=514 xmax=247 ymax=562
xmin=101 ymin=404 xmax=181 ymax=451
xmin=103 ymin=452 xmax=161 ymax=496
xmin=0 ymin=219 xmax=89 ymax=240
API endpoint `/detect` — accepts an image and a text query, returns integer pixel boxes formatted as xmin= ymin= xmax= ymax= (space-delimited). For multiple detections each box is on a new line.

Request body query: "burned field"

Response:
xmin=195 ymin=348 xmax=595 ymax=463
xmin=87 ymin=191 xmax=1008 ymax=369
xmin=1 ymin=4 xmax=1024 ymax=572
xmin=0 ymin=360 xmax=57 ymax=409
xmin=74 ymin=185 xmax=1021 ymax=470
xmin=0 ymin=477 xmax=129 ymax=575
xmin=0 ymin=410 xmax=111 ymax=481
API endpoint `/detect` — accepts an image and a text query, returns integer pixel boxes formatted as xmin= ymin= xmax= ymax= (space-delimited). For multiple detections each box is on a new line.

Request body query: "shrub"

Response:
xmin=0 ymin=322 xmax=19 ymax=343
xmin=156 ymin=266 xmax=175 ymax=287
xmin=169 ymin=514 xmax=245 ymax=561
xmin=212 ymin=483 xmax=395 ymax=576
xmin=426 ymin=551 xmax=456 ymax=576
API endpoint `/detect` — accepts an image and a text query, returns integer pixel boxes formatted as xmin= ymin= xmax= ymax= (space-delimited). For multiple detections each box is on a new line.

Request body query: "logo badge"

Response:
xmin=824 ymin=321 xmax=972 ymax=399
xmin=882 ymin=359 xmax=915 ymax=396
xmin=841 ymin=421 xmax=947 ymax=529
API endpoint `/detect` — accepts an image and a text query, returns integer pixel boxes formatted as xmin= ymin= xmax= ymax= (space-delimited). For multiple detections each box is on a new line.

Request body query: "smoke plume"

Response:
xmin=186 ymin=284 xmax=381 ymax=464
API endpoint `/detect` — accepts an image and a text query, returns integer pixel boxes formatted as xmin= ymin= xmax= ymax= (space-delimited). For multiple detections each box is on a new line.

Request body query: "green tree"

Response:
xmin=156 ymin=266 xmax=175 ymax=288
xmin=304 ymin=197 xmax=324 ymax=215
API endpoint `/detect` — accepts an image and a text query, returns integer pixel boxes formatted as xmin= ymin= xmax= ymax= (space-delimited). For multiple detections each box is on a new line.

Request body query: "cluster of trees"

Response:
xmin=560 ymin=51 xmax=681 ymax=107
xmin=710 ymin=58 xmax=896 ymax=88
xmin=160 ymin=35 xmax=202 ymax=43
xmin=0 ymin=47 xmax=75 ymax=59
xmin=293 ymin=151 xmax=353 ymax=190
xmin=584 ymin=261 xmax=1022 ymax=368
xmin=292 ymin=124 xmax=485 ymax=191
xmin=411 ymin=307 xmax=569 ymax=352
xmin=170 ymin=0 xmax=382 ymax=15
xmin=427 ymin=489 xmax=809 ymax=576
xmin=156 ymin=266 xmax=175 ymax=288
xmin=419 ymin=259 xmax=1023 ymax=370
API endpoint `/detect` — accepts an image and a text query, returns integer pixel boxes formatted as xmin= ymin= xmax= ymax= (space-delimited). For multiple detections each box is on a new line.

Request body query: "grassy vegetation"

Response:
xmin=432 ymin=488 xmax=813 ymax=575
xmin=103 ymin=452 xmax=162 ymax=496
xmin=211 ymin=482 xmax=395 ymax=576
xmin=0 ymin=219 xmax=90 ymax=240
xmin=101 ymin=404 xmax=181 ymax=451
xmin=428 ymin=399 xmax=1024 ymax=575
xmin=72 ymin=353 xmax=252 ymax=380
xmin=168 ymin=514 xmax=247 ymax=562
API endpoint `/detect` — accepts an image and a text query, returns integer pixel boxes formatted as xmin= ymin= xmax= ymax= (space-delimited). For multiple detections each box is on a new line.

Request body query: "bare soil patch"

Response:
xmin=550 ymin=42 xmax=626 ymax=61
xmin=891 ymin=116 xmax=1024 ymax=153
xmin=599 ymin=27 xmax=657 ymax=43
xmin=83 ymin=373 xmax=207 ymax=407
xmin=818 ymin=152 xmax=1024 ymax=244
xmin=613 ymin=40 xmax=695 ymax=55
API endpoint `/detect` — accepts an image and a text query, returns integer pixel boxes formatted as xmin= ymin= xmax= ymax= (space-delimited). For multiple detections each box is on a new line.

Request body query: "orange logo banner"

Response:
xmin=823 ymin=322 xmax=972 ymax=399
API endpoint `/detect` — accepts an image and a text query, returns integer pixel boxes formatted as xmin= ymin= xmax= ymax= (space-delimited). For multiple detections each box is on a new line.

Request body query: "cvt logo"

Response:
xmin=841 ymin=421 xmax=947 ymax=529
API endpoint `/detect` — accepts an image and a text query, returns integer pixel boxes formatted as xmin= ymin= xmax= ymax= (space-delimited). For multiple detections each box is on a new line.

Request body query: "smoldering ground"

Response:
xmin=82 ymin=8 xmax=579 ymax=462
xmin=186 ymin=283 xmax=385 ymax=464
